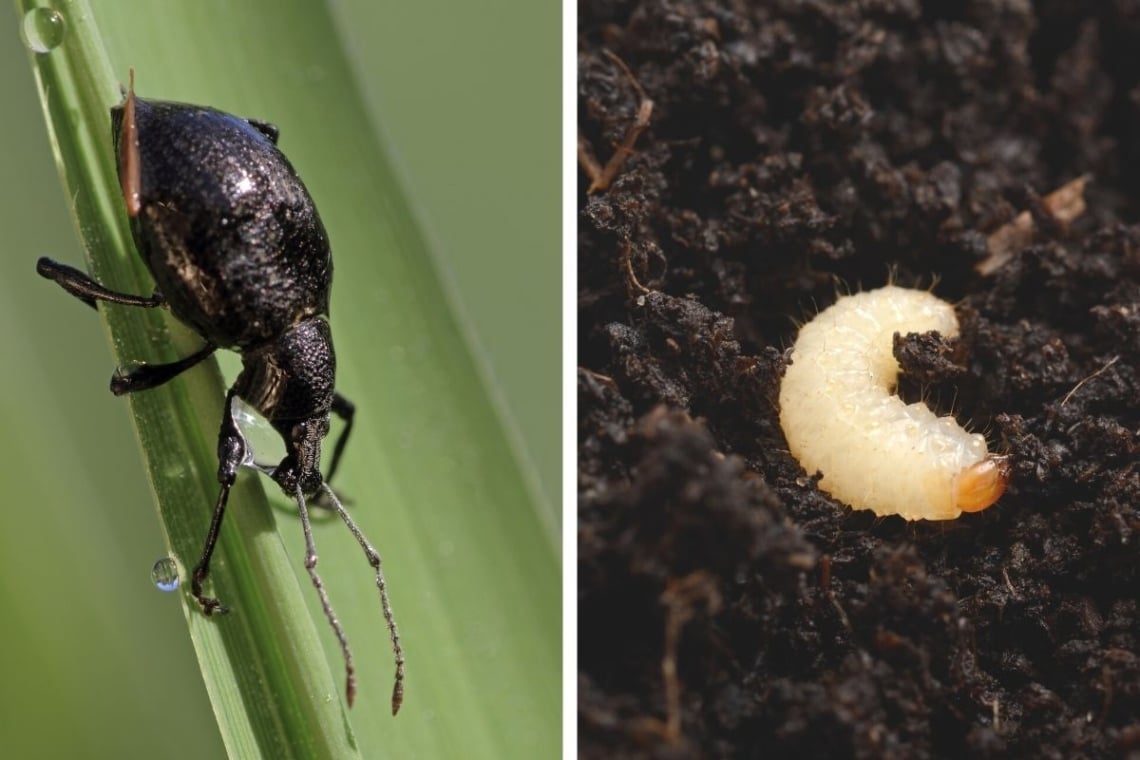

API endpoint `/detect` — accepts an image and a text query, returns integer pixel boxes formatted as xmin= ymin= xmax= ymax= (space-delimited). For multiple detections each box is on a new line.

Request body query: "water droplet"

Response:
xmin=232 ymin=398 xmax=285 ymax=466
xmin=21 ymin=8 xmax=66 ymax=54
xmin=151 ymin=557 xmax=180 ymax=592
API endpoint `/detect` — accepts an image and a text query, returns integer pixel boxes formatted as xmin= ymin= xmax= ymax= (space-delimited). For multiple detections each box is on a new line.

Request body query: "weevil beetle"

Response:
xmin=37 ymin=73 xmax=404 ymax=713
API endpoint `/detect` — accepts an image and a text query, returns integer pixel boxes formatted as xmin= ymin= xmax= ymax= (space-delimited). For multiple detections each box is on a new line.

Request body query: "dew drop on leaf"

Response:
xmin=21 ymin=8 xmax=66 ymax=54
xmin=151 ymin=557 xmax=180 ymax=592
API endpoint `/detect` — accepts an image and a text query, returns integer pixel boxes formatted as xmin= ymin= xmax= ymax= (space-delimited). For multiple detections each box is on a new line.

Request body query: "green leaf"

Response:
xmin=10 ymin=0 xmax=560 ymax=757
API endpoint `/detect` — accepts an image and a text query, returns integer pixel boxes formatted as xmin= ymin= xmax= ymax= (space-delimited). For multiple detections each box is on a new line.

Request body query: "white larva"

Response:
xmin=778 ymin=285 xmax=1007 ymax=520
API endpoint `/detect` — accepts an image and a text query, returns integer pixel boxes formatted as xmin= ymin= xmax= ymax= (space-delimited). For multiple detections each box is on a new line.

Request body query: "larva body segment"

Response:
xmin=779 ymin=285 xmax=1003 ymax=520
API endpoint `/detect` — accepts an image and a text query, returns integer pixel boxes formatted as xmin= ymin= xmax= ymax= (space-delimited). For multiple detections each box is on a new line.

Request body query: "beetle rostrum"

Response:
xmin=36 ymin=73 xmax=403 ymax=713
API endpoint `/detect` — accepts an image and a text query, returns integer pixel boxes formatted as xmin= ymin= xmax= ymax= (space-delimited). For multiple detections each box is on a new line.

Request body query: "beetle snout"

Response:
xmin=272 ymin=459 xmax=324 ymax=497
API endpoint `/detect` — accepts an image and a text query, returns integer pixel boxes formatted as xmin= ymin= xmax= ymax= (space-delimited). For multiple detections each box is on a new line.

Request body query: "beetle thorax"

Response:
xmin=234 ymin=317 xmax=336 ymax=423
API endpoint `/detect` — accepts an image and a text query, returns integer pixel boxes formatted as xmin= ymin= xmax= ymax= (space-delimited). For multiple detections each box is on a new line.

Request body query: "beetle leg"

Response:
xmin=110 ymin=344 xmax=217 ymax=395
xmin=36 ymin=257 xmax=164 ymax=310
xmin=325 ymin=392 xmax=356 ymax=486
xmin=190 ymin=390 xmax=246 ymax=616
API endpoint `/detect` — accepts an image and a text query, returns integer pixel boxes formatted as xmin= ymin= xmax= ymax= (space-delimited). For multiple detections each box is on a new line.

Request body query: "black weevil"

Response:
xmin=37 ymin=74 xmax=403 ymax=713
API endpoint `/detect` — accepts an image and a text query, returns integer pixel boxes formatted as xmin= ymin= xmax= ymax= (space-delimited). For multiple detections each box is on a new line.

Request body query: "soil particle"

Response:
xmin=578 ymin=2 xmax=1140 ymax=757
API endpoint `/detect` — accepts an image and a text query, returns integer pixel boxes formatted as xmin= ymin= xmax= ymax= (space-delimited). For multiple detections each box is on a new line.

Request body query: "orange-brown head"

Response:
xmin=955 ymin=455 xmax=1011 ymax=513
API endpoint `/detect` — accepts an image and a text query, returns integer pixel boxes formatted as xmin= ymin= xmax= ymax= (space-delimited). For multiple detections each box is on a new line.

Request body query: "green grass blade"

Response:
xmin=12 ymin=0 xmax=560 ymax=757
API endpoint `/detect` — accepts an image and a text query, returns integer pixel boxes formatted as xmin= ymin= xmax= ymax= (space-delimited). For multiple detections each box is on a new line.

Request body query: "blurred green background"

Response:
xmin=0 ymin=1 xmax=559 ymax=757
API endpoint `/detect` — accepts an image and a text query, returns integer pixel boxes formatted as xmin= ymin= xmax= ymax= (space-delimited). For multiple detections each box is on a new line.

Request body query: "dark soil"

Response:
xmin=577 ymin=2 xmax=1140 ymax=758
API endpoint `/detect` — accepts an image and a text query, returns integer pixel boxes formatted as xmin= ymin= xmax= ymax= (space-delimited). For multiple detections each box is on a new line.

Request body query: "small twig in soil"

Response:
xmin=579 ymin=51 xmax=654 ymax=194
xmin=577 ymin=130 xmax=605 ymax=183
xmin=658 ymin=572 xmax=721 ymax=744
xmin=1060 ymin=355 xmax=1120 ymax=406
xmin=829 ymin=592 xmax=857 ymax=638
xmin=818 ymin=554 xmax=832 ymax=593
xmin=978 ymin=175 xmax=1090 ymax=276
xmin=1002 ymin=566 xmax=1018 ymax=598
xmin=580 ymin=367 xmax=619 ymax=389
xmin=623 ymin=239 xmax=651 ymax=296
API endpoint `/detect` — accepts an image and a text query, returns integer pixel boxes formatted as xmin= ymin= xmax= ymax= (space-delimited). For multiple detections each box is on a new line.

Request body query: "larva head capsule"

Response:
xmin=954 ymin=455 xmax=1011 ymax=513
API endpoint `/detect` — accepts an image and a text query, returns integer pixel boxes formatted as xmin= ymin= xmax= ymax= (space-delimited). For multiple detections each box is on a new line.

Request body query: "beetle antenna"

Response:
xmin=320 ymin=483 xmax=405 ymax=716
xmin=293 ymin=483 xmax=357 ymax=707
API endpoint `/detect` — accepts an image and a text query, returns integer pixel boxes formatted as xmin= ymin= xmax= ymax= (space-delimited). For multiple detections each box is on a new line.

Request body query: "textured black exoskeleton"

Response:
xmin=37 ymin=75 xmax=403 ymax=713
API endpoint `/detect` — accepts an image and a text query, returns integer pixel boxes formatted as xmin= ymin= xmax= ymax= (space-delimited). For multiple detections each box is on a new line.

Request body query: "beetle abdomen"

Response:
xmin=113 ymin=99 xmax=331 ymax=349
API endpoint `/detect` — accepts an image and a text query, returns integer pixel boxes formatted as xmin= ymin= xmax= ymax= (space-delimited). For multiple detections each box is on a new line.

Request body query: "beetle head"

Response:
xmin=234 ymin=318 xmax=337 ymax=496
